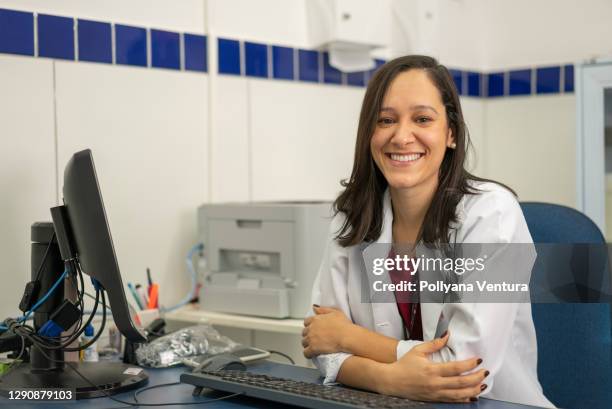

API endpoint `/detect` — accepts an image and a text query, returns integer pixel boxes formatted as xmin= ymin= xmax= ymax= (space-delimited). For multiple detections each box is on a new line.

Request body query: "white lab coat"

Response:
xmin=310 ymin=181 xmax=554 ymax=408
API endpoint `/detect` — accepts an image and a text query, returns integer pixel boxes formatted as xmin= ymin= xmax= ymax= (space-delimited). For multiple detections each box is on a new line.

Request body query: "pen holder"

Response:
xmin=135 ymin=308 xmax=160 ymax=329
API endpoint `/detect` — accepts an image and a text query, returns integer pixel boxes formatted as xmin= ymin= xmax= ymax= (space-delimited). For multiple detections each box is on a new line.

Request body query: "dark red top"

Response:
xmin=388 ymin=251 xmax=423 ymax=341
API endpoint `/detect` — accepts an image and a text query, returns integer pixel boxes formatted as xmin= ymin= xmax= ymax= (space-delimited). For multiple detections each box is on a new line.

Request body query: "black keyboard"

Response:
xmin=180 ymin=369 xmax=435 ymax=409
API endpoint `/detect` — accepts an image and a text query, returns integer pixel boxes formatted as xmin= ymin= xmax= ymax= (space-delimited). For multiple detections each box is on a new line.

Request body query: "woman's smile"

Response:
xmin=385 ymin=152 xmax=426 ymax=167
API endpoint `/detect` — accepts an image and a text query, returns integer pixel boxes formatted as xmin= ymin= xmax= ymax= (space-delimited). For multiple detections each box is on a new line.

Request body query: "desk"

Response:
xmin=166 ymin=305 xmax=307 ymax=365
xmin=0 ymin=361 xmax=548 ymax=409
xmin=165 ymin=305 xmax=304 ymax=335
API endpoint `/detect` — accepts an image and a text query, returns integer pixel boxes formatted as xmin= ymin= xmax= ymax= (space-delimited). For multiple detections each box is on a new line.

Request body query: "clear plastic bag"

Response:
xmin=135 ymin=324 xmax=239 ymax=368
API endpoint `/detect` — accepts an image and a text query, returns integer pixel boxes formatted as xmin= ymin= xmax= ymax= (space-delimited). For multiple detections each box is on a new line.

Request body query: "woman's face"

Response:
xmin=370 ymin=69 xmax=454 ymax=191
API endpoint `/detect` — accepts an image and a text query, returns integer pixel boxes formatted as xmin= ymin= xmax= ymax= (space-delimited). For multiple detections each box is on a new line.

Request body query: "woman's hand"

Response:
xmin=302 ymin=305 xmax=354 ymax=358
xmin=375 ymin=332 xmax=488 ymax=403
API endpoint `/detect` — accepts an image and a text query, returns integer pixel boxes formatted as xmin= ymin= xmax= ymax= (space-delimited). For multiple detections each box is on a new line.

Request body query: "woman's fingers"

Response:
xmin=301 ymin=326 xmax=309 ymax=337
xmin=412 ymin=331 xmax=449 ymax=355
xmin=303 ymin=346 xmax=313 ymax=358
xmin=433 ymin=357 xmax=482 ymax=377
xmin=437 ymin=383 xmax=484 ymax=403
xmin=314 ymin=306 xmax=338 ymax=315
xmin=435 ymin=369 xmax=488 ymax=389
xmin=301 ymin=337 xmax=309 ymax=348
xmin=303 ymin=316 xmax=313 ymax=326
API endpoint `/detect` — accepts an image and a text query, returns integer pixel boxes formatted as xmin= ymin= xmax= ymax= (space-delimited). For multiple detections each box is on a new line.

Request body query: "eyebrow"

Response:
xmin=380 ymin=105 xmax=439 ymax=114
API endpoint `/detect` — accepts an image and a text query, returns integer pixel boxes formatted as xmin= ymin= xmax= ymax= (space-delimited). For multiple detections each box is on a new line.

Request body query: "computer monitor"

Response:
xmin=0 ymin=149 xmax=148 ymax=398
xmin=59 ymin=149 xmax=145 ymax=342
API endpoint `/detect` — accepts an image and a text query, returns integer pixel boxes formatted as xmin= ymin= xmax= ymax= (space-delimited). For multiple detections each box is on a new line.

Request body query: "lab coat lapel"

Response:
xmin=421 ymin=300 xmax=444 ymax=341
xmin=361 ymin=190 xmax=404 ymax=339
xmin=361 ymin=190 xmax=445 ymax=341
xmin=419 ymin=201 xmax=465 ymax=341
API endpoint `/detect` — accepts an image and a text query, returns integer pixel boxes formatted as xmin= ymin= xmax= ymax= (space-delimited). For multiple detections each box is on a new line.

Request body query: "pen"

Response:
xmin=147 ymin=283 xmax=159 ymax=309
xmin=127 ymin=282 xmax=143 ymax=310
xmin=135 ymin=284 xmax=149 ymax=308
xmin=146 ymin=267 xmax=153 ymax=294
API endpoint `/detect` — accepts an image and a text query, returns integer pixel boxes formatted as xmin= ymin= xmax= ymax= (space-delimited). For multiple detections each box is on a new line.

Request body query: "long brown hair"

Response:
xmin=334 ymin=55 xmax=511 ymax=246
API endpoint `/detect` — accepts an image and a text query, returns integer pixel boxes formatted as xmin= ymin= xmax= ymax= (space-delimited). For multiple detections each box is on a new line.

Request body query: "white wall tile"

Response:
xmin=208 ymin=0 xmax=307 ymax=47
xmin=0 ymin=0 xmax=206 ymax=33
xmin=210 ymin=76 xmax=250 ymax=202
xmin=0 ymin=55 xmax=56 ymax=319
xmin=55 ymin=61 xmax=208 ymax=309
xmin=484 ymin=95 xmax=576 ymax=206
xmin=250 ymin=80 xmax=363 ymax=201
xmin=482 ymin=0 xmax=612 ymax=70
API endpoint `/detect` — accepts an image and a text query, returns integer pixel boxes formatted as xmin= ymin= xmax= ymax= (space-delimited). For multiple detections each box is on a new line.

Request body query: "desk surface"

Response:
xmin=166 ymin=305 xmax=304 ymax=335
xmin=0 ymin=361 xmax=547 ymax=409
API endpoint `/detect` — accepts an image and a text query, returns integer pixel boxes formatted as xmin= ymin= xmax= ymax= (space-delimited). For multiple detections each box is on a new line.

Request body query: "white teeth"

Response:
xmin=390 ymin=153 xmax=422 ymax=162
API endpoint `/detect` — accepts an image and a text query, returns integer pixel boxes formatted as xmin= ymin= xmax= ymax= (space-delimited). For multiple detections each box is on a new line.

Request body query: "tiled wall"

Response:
xmin=0 ymin=8 xmax=207 ymax=71
xmin=0 ymin=7 xmax=575 ymax=97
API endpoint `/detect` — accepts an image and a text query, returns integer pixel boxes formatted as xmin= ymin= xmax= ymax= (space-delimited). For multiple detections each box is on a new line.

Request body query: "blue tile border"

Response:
xmin=347 ymin=71 xmax=365 ymax=87
xmin=323 ymin=52 xmax=342 ymax=84
xmin=184 ymin=33 xmax=207 ymax=72
xmin=218 ymin=38 xmax=240 ymax=75
xmin=509 ymin=69 xmax=532 ymax=96
xmin=0 ymin=9 xmax=34 ymax=56
xmin=272 ymin=45 xmax=294 ymax=80
xmin=151 ymin=29 xmax=180 ymax=70
xmin=467 ymin=72 xmax=482 ymax=97
xmin=78 ymin=19 xmax=111 ymax=64
xmin=487 ymin=72 xmax=505 ymax=97
xmin=38 ymin=14 xmax=74 ymax=60
xmin=298 ymin=49 xmax=319 ymax=83
xmin=245 ymin=41 xmax=268 ymax=78
xmin=536 ymin=66 xmax=560 ymax=94
xmin=564 ymin=64 xmax=574 ymax=93
xmin=0 ymin=7 xmax=578 ymax=96
xmin=115 ymin=24 xmax=147 ymax=67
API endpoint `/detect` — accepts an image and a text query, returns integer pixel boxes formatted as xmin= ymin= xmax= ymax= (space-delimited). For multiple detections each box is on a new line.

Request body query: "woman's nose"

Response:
xmin=390 ymin=122 xmax=416 ymax=146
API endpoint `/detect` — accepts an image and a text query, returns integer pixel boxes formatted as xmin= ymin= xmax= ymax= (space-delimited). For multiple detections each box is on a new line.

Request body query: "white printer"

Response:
xmin=197 ymin=202 xmax=332 ymax=319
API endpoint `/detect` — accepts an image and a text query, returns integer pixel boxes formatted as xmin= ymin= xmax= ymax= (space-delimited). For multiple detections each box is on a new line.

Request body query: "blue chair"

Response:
xmin=520 ymin=202 xmax=612 ymax=409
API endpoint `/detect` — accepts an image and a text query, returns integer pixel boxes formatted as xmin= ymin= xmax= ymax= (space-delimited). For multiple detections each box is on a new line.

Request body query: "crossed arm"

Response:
xmin=302 ymin=306 xmax=488 ymax=403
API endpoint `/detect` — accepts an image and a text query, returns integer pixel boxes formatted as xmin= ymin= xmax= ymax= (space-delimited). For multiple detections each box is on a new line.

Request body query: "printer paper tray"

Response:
xmin=199 ymin=285 xmax=289 ymax=318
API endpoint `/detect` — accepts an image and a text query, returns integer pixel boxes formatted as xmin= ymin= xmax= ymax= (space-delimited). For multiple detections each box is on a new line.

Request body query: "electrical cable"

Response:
xmin=268 ymin=350 xmax=295 ymax=365
xmin=31 ymin=287 xmax=100 ymax=350
xmin=162 ymin=243 xmax=204 ymax=312
xmin=16 ymin=326 xmax=243 ymax=408
xmin=5 ymin=261 xmax=102 ymax=353
xmin=0 ymin=268 xmax=69 ymax=330
xmin=33 ymin=262 xmax=87 ymax=344
xmin=84 ymin=291 xmax=112 ymax=311
xmin=133 ymin=382 xmax=241 ymax=405
xmin=3 ymin=248 xmax=245 ymax=407
xmin=54 ymin=290 xmax=105 ymax=352
xmin=23 ymin=268 xmax=69 ymax=321
xmin=5 ymin=333 xmax=26 ymax=373
xmin=25 ymin=262 xmax=97 ymax=350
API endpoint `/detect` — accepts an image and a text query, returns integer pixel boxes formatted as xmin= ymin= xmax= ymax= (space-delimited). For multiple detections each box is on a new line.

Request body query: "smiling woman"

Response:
xmin=334 ymin=56 xmax=497 ymax=247
xmin=302 ymin=55 xmax=555 ymax=408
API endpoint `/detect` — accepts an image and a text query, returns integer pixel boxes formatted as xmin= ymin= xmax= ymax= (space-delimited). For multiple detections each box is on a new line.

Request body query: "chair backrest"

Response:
xmin=520 ymin=202 xmax=612 ymax=409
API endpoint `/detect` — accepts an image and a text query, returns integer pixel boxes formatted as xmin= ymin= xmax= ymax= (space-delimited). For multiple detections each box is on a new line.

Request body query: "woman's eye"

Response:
xmin=377 ymin=117 xmax=395 ymax=126
xmin=415 ymin=116 xmax=432 ymax=124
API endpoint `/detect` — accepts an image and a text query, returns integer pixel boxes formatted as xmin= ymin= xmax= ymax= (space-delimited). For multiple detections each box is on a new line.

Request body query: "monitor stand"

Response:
xmin=0 ymin=361 xmax=148 ymax=399
xmin=0 ymin=222 xmax=148 ymax=399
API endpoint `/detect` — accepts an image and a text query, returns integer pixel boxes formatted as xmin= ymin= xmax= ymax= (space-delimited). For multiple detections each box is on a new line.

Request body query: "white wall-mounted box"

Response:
xmin=305 ymin=0 xmax=391 ymax=50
